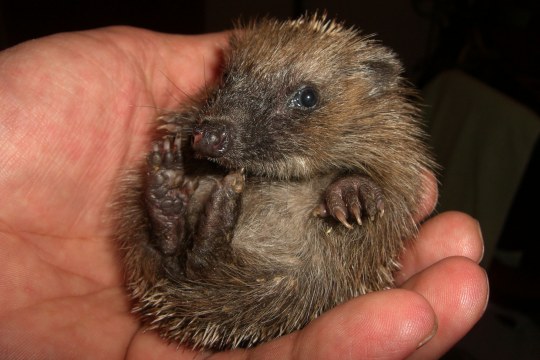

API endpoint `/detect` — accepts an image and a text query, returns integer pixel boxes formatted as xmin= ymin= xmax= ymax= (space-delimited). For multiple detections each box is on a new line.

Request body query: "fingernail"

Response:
xmin=416 ymin=320 xmax=438 ymax=349
xmin=476 ymin=220 xmax=485 ymax=264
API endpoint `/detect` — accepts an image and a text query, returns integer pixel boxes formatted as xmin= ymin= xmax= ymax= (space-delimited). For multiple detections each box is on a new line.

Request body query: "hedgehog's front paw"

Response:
xmin=222 ymin=168 xmax=245 ymax=194
xmin=313 ymin=175 xmax=384 ymax=229
xmin=145 ymin=136 xmax=196 ymax=258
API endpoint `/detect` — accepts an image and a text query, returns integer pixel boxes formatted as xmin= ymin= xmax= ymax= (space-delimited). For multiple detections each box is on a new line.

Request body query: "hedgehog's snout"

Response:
xmin=192 ymin=122 xmax=232 ymax=158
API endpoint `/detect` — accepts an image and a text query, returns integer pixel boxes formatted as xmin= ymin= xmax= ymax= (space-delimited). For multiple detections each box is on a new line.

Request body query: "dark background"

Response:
xmin=1 ymin=1 xmax=539 ymax=358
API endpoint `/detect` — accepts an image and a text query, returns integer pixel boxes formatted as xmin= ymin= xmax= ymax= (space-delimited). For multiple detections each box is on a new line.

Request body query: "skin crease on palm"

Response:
xmin=0 ymin=27 xmax=488 ymax=360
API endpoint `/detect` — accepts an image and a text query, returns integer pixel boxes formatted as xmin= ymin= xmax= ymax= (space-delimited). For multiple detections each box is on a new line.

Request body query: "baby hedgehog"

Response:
xmin=115 ymin=15 xmax=435 ymax=350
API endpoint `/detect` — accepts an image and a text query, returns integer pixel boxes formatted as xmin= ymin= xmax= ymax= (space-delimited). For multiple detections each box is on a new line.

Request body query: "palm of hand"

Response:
xmin=0 ymin=28 xmax=225 ymax=359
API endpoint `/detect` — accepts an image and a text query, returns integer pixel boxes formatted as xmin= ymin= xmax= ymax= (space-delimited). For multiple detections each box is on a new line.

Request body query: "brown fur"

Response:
xmin=114 ymin=15 xmax=436 ymax=350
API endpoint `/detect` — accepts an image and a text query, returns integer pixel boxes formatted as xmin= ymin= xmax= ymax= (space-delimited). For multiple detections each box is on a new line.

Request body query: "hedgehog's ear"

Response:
xmin=360 ymin=58 xmax=403 ymax=96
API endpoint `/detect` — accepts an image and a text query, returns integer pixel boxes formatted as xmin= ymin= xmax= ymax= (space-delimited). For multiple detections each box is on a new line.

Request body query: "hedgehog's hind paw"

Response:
xmin=145 ymin=136 xmax=196 ymax=268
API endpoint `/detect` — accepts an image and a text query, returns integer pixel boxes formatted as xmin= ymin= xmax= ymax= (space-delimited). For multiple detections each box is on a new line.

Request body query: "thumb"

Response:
xmin=132 ymin=28 xmax=230 ymax=108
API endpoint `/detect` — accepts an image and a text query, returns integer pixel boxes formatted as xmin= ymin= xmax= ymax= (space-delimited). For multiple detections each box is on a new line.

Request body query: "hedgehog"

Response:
xmin=114 ymin=15 xmax=435 ymax=350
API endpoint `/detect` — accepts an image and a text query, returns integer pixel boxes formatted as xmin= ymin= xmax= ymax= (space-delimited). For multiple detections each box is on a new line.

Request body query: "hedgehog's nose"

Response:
xmin=192 ymin=122 xmax=230 ymax=158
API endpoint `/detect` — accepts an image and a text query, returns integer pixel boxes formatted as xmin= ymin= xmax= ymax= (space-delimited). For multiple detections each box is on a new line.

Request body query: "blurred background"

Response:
xmin=1 ymin=1 xmax=538 ymax=358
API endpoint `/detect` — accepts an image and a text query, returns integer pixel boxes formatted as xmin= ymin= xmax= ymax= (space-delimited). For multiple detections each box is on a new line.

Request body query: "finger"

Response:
xmin=395 ymin=211 xmax=484 ymax=285
xmin=402 ymin=256 xmax=489 ymax=359
xmin=413 ymin=170 xmax=438 ymax=223
xmin=214 ymin=289 xmax=436 ymax=360
xmin=151 ymin=31 xmax=230 ymax=106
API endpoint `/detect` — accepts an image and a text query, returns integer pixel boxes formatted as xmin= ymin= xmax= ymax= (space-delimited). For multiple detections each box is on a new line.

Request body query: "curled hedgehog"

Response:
xmin=114 ymin=15 xmax=435 ymax=350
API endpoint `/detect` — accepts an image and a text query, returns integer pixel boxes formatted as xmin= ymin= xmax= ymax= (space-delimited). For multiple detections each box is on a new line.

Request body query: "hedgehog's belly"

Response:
xmin=231 ymin=177 xmax=329 ymax=263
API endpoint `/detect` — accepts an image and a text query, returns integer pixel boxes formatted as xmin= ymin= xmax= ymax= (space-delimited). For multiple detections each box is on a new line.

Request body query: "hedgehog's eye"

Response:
xmin=289 ymin=86 xmax=319 ymax=109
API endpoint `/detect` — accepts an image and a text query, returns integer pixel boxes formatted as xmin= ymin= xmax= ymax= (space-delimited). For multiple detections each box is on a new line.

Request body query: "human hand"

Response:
xmin=0 ymin=27 xmax=487 ymax=359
